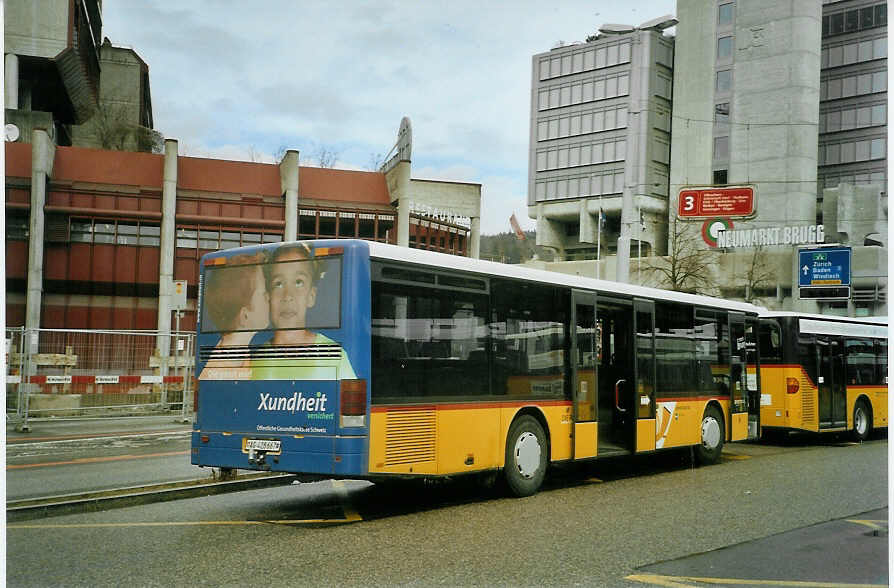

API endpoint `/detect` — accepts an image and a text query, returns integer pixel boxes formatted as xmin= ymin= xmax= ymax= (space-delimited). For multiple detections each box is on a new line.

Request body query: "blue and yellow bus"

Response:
xmin=758 ymin=312 xmax=887 ymax=441
xmin=191 ymin=239 xmax=763 ymax=496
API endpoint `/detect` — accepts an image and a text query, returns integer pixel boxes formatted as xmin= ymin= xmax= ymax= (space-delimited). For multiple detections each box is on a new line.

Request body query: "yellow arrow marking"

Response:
xmin=846 ymin=519 xmax=887 ymax=531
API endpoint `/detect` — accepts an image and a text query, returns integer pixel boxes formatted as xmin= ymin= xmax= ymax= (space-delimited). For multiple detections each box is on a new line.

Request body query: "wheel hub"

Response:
xmin=701 ymin=416 xmax=721 ymax=449
xmin=855 ymin=408 xmax=867 ymax=435
xmin=514 ymin=432 xmax=542 ymax=479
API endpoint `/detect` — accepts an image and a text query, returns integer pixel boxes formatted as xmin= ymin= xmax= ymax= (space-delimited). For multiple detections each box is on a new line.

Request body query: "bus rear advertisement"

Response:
xmin=192 ymin=239 xmax=767 ymax=496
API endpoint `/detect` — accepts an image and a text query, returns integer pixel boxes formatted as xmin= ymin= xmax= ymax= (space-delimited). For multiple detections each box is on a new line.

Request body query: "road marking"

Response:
xmin=846 ymin=519 xmax=887 ymax=531
xmin=722 ymin=454 xmax=752 ymax=461
xmin=626 ymin=573 xmax=700 ymax=587
xmin=6 ymin=430 xmax=188 ymax=444
xmin=626 ymin=573 xmax=886 ymax=587
xmin=7 ymin=450 xmax=189 ymax=469
xmin=9 ymin=521 xmax=271 ymax=529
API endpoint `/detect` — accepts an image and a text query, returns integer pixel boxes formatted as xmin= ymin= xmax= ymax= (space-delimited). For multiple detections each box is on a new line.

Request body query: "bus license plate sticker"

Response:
xmin=243 ymin=438 xmax=281 ymax=453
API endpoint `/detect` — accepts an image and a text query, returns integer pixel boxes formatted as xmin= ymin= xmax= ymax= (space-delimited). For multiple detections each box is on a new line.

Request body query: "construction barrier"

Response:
xmin=5 ymin=328 xmax=194 ymax=428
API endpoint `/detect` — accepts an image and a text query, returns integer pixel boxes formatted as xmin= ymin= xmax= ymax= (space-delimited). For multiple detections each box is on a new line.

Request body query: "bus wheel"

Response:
xmin=504 ymin=415 xmax=547 ymax=497
xmin=852 ymin=400 xmax=872 ymax=442
xmin=696 ymin=406 xmax=724 ymax=465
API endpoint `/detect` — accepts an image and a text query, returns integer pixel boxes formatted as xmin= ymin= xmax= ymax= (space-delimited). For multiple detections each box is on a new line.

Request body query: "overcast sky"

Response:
xmin=102 ymin=1 xmax=675 ymax=235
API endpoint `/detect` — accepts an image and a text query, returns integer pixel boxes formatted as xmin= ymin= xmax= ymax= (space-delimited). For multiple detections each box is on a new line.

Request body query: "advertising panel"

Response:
xmin=195 ymin=242 xmax=369 ymax=436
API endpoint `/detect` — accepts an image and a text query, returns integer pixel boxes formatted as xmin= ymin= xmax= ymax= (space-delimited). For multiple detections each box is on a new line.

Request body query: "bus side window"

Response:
xmin=846 ymin=338 xmax=875 ymax=385
xmin=875 ymin=338 xmax=888 ymax=385
xmin=759 ymin=320 xmax=782 ymax=364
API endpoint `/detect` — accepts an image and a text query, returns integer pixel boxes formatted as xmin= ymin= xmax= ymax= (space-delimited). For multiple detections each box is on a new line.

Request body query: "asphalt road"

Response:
xmin=6 ymin=417 xmax=200 ymax=500
xmin=6 ymin=434 xmax=887 ymax=587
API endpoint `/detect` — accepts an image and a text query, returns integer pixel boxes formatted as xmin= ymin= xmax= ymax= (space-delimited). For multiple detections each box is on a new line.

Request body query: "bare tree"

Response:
xmin=273 ymin=145 xmax=290 ymax=164
xmin=366 ymin=152 xmax=384 ymax=171
xmin=640 ymin=219 xmax=719 ymax=295
xmin=741 ymin=245 xmax=776 ymax=303
xmin=313 ymin=144 xmax=340 ymax=168
xmin=246 ymin=144 xmax=263 ymax=163
xmin=93 ymin=103 xmax=163 ymax=153
xmin=94 ymin=104 xmax=134 ymax=151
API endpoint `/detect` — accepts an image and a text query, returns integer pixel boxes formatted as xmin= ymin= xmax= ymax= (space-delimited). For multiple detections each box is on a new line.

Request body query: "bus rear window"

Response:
xmin=201 ymin=249 xmax=341 ymax=335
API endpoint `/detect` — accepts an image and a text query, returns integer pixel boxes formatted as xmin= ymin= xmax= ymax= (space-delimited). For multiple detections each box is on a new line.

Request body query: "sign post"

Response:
xmin=172 ymin=280 xmax=188 ymax=419
xmin=797 ymin=246 xmax=852 ymax=300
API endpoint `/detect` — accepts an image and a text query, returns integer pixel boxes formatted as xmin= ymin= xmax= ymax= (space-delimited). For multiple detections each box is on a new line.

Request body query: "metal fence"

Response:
xmin=6 ymin=328 xmax=194 ymax=428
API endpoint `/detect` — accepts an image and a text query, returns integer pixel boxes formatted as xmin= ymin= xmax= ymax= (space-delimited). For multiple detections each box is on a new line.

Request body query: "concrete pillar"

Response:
xmin=5 ymin=53 xmax=19 ymax=109
xmin=279 ymin=150 xmax=300 ymax=241
xmin=25 ymin=129 xmax=55 ymax=352
xmin=157 ymin=139 xmax=178 ymax=358
xmin=397 ymin=200 xmax=410 ymax=247
xmin=385 ymin=161 xmax=412 ymax=247
xmin=535 ymin=205 xmax=566 ymax=260
xmin=469 ymin=217 xmax=481 ymax=259
xmin=617 ymin=28 xmax=653 ymax=284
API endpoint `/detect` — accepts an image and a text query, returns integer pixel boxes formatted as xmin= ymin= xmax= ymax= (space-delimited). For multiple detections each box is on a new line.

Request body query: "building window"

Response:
xmin=714 ymin=102 xmax=730 ymax=124
xmin=718 ymin=3 xmax=734 ymax=26
xmin=6 ymin=215 xmax=29 ymax=240
xmin=716 ymin=70 xmax=732 ymax=93
xmin=713 ymin=136 xmax=730 ymax=160
xmin=829 ymin=12 xmax=844 ymax=35
xmin=824 ymin=3 xmax=887 ymax=37
xmin=71 ymin=219 xmax=161 ymax=246
xmin=717 ymin=36 xmax=733 ymax=59
xmin=870 ymin=138 xmax=886 ymax=159
xmin=713 ymin=169 xmax=728 ymax=185
xmin=845 ymin=9 xmax=859 ymax=32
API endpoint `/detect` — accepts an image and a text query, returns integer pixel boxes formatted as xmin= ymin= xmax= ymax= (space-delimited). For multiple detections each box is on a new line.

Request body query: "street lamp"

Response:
xmin=599 ymin=15 xmax=677 ymax=284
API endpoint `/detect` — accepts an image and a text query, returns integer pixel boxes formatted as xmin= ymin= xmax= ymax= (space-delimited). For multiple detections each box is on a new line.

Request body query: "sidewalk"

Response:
xmin=6 ymin=415 xmax=194 ymax=443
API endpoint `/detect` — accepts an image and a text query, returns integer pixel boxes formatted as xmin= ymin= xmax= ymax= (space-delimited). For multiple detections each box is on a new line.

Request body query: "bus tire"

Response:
xmin=504 ymin=415 xmax=547 ymax=497
xmin=852 ymin=399 xmax=872 ymax=442
xmin=695 ymin=405 xmax=724 ymax=465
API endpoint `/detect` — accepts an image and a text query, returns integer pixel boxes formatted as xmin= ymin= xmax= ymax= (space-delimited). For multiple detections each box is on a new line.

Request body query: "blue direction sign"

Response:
xmin=798 ymin=247 xmax=852 ymax=287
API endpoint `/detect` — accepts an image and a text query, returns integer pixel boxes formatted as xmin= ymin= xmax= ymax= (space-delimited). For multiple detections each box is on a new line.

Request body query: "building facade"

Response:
xmin=5 ymin=4 xmax=483 ymax=337
xmin=527 ymin=22 xmax=675 ymax=264
xmin=528 ymin=1 xmax=887 ymax=317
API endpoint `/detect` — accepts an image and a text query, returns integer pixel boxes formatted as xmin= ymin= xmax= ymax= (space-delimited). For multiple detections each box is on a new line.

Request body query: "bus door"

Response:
xmin=728 ymin=313 xmax=750 ymax=441
xmin=594 ymin=297 xmax=636 ymax=455
xmin=818 ymin=337 xmax=847 ymax=429
xmin=634 ymin=299 xmax=656 ymax=452
xmin=744 ymin=317 xmax=761 ymax=439
xmin=571 ymin=291 xmax=598 ymax=459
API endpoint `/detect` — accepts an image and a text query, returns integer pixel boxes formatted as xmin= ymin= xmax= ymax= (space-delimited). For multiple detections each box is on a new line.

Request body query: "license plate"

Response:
xmin=243 ymin=438 xmax=281 ymax=453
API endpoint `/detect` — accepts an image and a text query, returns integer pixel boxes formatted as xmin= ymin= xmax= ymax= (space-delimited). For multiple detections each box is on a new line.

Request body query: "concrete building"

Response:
xmin=527 ymin=19 xmax=676 ymax=270
xmin=5 ymin=0 xmax=103 ymax=146
xmin=5 ymin=5 xmax=482 ymax=337
xmin=69 ymin=38 xmax=160 ymax=152
xmin=529 ymin=1 xmax=887 ymax=317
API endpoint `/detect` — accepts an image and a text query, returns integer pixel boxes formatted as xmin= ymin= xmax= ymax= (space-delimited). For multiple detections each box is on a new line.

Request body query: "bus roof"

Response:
xmin=761 ymin=311 xmax=888 ymax=326
xmin=365 ymin=240 xmax=763 ymax=315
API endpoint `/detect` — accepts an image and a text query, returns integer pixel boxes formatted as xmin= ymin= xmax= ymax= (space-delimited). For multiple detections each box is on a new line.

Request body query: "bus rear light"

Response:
xmin=340 ymin=379 xmax=367 ymax=427
xmin=786 ymin=378 xmax=799 ymax=394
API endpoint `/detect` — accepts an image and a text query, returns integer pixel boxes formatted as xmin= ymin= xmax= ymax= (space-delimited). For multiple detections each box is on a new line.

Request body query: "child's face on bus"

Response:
xmin=269 ymin=250 xmax=317 ymax=330
xmin=241 ymin=265 xmax=269 ymax=330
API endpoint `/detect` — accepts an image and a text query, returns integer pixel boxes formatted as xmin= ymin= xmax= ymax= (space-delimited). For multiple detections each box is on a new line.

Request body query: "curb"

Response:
xmin=7 ymin=473 xmax=299 ymax=522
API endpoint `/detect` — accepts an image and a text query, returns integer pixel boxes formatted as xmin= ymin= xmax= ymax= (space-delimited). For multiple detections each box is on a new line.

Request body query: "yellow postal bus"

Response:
xmin=192 ymin=240 xmax=763 ymax=496
xmin=758 ymin=312 xmax=887 ymax=441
